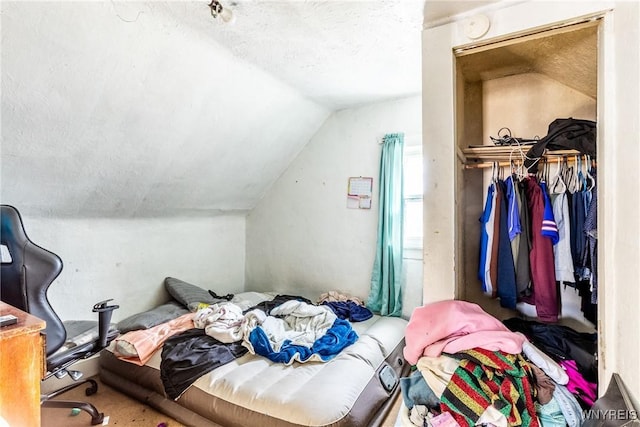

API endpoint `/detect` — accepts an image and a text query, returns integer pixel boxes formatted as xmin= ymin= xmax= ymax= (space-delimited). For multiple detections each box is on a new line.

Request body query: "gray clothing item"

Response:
xmin=552 ymin=191 xmax=575 ymax=284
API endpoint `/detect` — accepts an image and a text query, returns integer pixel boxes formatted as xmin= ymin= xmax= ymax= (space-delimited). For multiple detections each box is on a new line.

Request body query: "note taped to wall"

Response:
xmin=347 ymin=177 xmax=373 ymax=209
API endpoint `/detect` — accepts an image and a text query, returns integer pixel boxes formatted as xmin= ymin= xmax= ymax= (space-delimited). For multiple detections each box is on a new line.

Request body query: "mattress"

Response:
xmin=100 ymin=302 xmax=409 ymax=427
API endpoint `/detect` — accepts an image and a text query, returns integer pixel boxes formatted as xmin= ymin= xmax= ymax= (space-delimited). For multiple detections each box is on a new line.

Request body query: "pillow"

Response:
xmin=117 ymin=301 xmax=189 ymax=333
xmin=164 ymin=277 xmax=224 ymax=312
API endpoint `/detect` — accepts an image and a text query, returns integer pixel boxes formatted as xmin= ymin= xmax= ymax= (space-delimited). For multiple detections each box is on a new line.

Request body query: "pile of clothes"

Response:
xmin=400 ymin=300 xmax=597 ymax=427
xmin=114 ymin=291 xmax=373 ymax=400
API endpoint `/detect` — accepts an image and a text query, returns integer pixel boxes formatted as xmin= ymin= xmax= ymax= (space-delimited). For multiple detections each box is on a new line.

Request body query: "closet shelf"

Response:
xmin=460 ymin=145 xmax=583 ymax=169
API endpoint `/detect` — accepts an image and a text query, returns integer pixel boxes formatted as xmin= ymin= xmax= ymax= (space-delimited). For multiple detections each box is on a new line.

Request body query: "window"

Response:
xmin=403 ymin=142 xmax=423 ymax=258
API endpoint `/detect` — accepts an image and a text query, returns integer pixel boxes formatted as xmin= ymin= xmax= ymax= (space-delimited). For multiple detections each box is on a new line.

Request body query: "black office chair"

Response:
xmin=0 ymin=204 xmax=119 ymax=425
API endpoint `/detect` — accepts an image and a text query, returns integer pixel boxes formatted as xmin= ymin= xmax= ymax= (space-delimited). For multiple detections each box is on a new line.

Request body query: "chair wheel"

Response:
xmin=85 ymin=379 xmax=99 ymax=396
xmin=91 ymin=413 xmax=105 ymax=425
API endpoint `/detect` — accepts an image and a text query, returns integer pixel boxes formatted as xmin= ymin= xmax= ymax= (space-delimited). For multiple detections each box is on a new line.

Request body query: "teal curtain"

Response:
xmin=367 ymin=133 xmax=404 ymax=317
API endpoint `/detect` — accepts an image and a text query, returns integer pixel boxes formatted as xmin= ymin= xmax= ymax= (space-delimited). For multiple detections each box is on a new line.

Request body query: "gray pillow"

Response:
xmin=117 ymin=301 xmax=189 ymax=333
xmin=164 ymin=277 xmax=223 ymax=311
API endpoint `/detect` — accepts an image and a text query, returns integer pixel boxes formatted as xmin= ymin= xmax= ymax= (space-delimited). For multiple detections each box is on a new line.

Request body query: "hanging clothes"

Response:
xmin=539 ymin=181 xmax=559 ymax=244
xmin=584 ymin=183 xmax=597 ymax=303
xmin=549 ymin=163 xmax=575 ymax=285
xmin=516 ymin=179 xmax=532 ymax=298
xmin=580 ymin=163 xmax=598 ymax=322
xmin=524 ymin=176 xmax=559 ymax=322
xmin=489 ymin=182 xmax=502 ymax=299
xmin=479 ymin=182 xmax=497 ymax=296
xmin=570 ymin=177 xmax=587 ymax=280
xmin=505 ymin=175 xmax=522 ymax=266
xmin=496 ymin=179 xmax=517 ymax=309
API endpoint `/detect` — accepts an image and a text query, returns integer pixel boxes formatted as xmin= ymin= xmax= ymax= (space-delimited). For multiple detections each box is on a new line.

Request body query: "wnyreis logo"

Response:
xmin=583 ymin=409 xmax=639 ymax=420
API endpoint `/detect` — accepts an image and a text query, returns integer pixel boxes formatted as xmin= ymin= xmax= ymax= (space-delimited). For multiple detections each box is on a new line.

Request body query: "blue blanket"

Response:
xmin=249 ymin=318 xmax=358 ymax=364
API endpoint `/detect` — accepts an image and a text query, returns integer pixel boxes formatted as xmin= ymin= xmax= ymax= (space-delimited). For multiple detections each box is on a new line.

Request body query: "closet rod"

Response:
xmin=463 ymin=156 xmax=594 ymax=170
xmin=462 ymin=149 xmax=580 ymax=158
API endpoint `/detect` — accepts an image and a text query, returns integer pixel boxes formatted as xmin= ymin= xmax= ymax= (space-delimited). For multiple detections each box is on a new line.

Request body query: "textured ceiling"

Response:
xmin=162 ymin=0 xmax=499 ymax=109
xmin=1 ymin=1 xmax=495 ymax=218
xmin=153 ymin=0 xmax=427 ymax=110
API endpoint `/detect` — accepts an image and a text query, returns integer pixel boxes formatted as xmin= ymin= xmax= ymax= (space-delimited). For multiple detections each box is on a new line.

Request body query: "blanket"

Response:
xmin=243 ymin=300 xmax=358 ymax=364
xmin=193 ymin=302 xmax=244 ymax=343
xmin=403 ymin=300 xmax=525 ymax=364
xmin=249 ymin=317 xmax=358 ymax=364
xmin=440 ymin=348 xmax=539 ymax=427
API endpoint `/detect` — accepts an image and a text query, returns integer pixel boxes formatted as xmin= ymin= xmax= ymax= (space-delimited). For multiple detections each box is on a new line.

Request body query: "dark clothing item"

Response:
xmin=502 ymin=317 xmax=597 ymax=383
xmin=496 ymin=180 xmax=517 ymax=309
xmin=524 ymin=118 xmax=596 ymax=172
xmin=516 ymin=180 xmax=532 ymax=298
xmin=489 ymin=184 xmax=502 ymax=299
xmin=577 ymin=279 xmax=597 ymax=324
xmin=160 ymin=328 xmax=248 ymax=400
xmin=249 ymin=294 xmax=313 ymax=315
xmin=570 ymin=191 xmax=586 ymax=275
xmin=583 ymin=181 xmax=598 ymax=304
xmin=208 ymin=290 xmax=234 ymax=301
xmin=524 ymin=177 xmax=559 ymax=322
xmin=530 ymin=364 xmax=555 ymax=405
xmin=322 ymin=301 xmax=373 ymax=322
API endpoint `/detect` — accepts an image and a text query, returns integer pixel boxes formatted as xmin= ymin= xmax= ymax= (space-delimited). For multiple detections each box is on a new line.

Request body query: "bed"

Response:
xmin=99 ymin=278 xmax=409 ymax=427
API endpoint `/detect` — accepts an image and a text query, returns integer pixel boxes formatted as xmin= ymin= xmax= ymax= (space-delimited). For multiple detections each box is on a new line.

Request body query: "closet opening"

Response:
xmin=452 ymin=17 xmax=600 ymax=404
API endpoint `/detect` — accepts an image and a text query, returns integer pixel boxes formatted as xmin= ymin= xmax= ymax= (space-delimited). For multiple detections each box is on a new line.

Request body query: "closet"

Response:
xmin=452 ymin=20 xmax=599 ymax=331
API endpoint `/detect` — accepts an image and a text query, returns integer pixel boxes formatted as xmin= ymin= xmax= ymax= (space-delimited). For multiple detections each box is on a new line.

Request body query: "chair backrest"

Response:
xmin=0 ymin=205 xmax=66 ymax=355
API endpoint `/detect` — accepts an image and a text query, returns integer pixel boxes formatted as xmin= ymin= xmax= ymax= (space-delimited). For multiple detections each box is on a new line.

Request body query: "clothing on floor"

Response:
xmin=400 ymin=369 xmax=440 ymax=410
xmin=415 ymin=354 xmax=461 ymax=398
xmin=403 ymin=300 xmax=525 ymax=364
xmin=503 ymin=317 xmax=597 ymax=383
xmin=440 ymin=348 xmax=539 ymax=427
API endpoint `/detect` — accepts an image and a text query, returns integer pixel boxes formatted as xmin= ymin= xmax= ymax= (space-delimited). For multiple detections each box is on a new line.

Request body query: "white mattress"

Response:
xmin=102 ymin=304 xmax=408 ymax=427
xmin=140 ymin=314 xmax=407 ymax=425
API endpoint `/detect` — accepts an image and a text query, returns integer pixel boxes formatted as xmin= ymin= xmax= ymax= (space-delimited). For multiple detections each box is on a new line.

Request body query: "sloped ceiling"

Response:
xmin=0 ymin=0 xmax=491 ymax=218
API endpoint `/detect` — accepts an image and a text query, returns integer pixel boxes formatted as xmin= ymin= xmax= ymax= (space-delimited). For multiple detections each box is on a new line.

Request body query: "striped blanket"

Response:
xmin=440 ymin=348 xmax=539 ymax=427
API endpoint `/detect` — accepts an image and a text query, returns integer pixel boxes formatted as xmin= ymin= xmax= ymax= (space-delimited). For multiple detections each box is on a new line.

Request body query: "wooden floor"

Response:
xmin=41 ymin=376 xmax=403 ymax=426
xmin=42 ymin=376 xmax=185 ymax=427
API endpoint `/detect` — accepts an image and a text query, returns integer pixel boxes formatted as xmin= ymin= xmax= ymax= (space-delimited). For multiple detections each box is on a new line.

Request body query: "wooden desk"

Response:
xmin=0 ymin=302 xmax=46 ymax=427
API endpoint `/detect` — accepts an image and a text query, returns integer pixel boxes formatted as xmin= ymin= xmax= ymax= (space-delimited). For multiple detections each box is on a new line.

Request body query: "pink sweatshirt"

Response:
xmin=403 ymin=300 xmax=525 ymax=365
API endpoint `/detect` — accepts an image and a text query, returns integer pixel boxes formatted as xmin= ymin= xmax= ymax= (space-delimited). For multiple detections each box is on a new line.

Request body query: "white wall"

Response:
xmin=246 ymin=95 xmax=422 ymax=318
xmin=22 ymin=214 xmax=246 ymax=322
xmin=1 ymin=1 xmax=329 ymax=218
xmin=422 ymin=1 xmax=640 ymax=399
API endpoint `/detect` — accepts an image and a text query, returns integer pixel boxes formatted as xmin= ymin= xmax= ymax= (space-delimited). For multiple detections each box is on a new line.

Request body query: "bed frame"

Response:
xmin=100 ymin=312 xmax=409 ymax=427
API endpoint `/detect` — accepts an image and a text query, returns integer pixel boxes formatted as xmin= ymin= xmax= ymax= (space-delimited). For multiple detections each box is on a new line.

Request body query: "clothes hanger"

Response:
xmin=563 ymin=157 xmax=577 ymax=193
xmin=508 ymin=137 xmax=528 ymax=180
xmin=585 ymin=155 xmax=595 ymax=191
xmin=550 ymin=156 xmax=567 ymax=194
xmin=536 ymin=157 xmax=548 ymax=182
